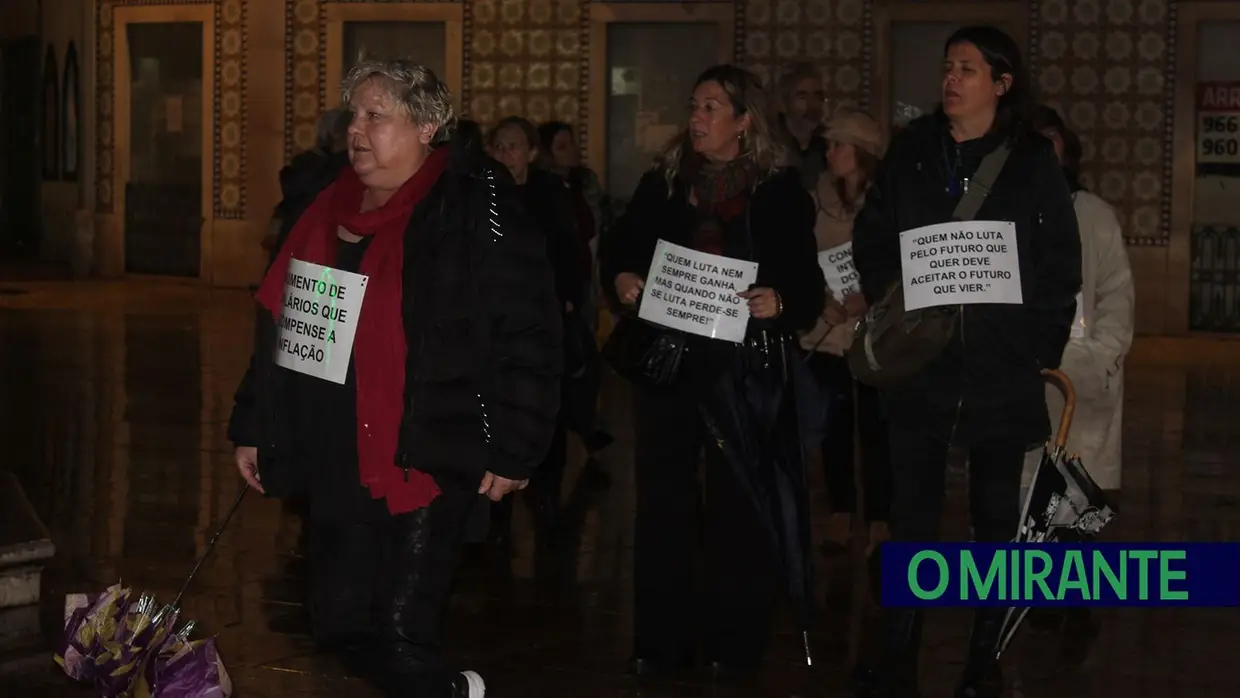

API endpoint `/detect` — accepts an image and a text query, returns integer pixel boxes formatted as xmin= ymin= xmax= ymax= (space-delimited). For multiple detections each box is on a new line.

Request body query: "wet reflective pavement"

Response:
xmin=0 ymin=279 xmax=1235 ymax=697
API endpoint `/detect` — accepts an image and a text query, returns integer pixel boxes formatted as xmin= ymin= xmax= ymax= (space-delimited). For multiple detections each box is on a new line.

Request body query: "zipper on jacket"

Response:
xmin=402 ymin=333 xmax=428 ymax=483
xmin=947 ymin=305 xmax=965 ymax=448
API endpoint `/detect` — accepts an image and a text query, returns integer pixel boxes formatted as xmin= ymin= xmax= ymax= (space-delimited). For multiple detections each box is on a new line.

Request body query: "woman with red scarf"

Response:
xmin=227 ymin=60 xmax=562 ymax=698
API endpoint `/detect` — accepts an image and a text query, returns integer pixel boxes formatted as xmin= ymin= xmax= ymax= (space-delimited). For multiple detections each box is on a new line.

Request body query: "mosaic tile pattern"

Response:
xmin=465 ymin=0 xmax=582 ymax=129
xmin=738 ymin=0 xmax=870 ymax=112
xmin=94 ymin=0 xmax=247 ymax=218
xmin=216 ymin=0 xmax=247 ymax=218
xmin=1029 ymin=0 xmax=1173 ymax=246
xmin=284 ymin=0 xmax=325 ymax=159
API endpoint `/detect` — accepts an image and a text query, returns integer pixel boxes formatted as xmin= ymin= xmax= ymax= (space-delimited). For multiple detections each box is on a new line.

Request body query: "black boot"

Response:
xmin=954 ymin=608 xmax=1005 ymax=698
xmin=837 ymin=609 xmax=921 ymax=698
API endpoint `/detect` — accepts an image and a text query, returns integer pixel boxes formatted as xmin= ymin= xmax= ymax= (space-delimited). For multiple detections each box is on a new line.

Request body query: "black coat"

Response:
xmin=600 ymin=166 xmax=825 ymax=381
xmin=852 ymin=113 xmax=1082 ymax=448
xmin=517 ymin=168 xmax=586 ymax=308
xmin=227 ymin=142 xmax=564 ymax=501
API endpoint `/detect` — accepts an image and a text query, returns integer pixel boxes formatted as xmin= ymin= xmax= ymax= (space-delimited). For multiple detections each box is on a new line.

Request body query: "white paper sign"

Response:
xmin=275 ymin=258 xmax=369 ymax=384
xmin=639 ymin=239 xmax=758 ymax=343
xmin=899 ymin=220 xmax=1022 ymax=311
xmin=1070 ymin=291 xmax=1086 ymax=338
xmin=817 ymin=241 xmax=861 ymax=302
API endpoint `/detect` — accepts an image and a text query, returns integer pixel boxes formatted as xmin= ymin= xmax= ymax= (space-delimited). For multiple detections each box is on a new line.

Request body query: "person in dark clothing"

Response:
xmin=538 ymin=120 xmax=615 ymax=461
xmin=228 ymin=59 xmax=562 ymax=698
xmin=599 ymin=64 xmax=825 ymax=678
xmin=848 ymin=27 xmax=1081 ymax=698
xmin=486 ymin=115 xmax=586 ymax=541
xmin=773 ymin=62 xmax=828 ymax=191
xmin=264 ymin=108 xmax=352 ymax=258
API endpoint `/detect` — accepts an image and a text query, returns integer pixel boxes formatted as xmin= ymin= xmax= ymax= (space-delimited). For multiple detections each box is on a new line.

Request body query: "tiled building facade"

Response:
xmin=26 ymin=0 xmax=1237 ymax=335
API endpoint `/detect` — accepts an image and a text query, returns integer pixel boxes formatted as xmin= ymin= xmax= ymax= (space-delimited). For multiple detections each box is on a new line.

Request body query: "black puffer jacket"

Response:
xmin=228 ymin=138 xmax=563 ymax=495
xmin=852 ymin=113 xmax=1082 ymax=448
xmin=600 ymin=166 xmax=825 ymax=383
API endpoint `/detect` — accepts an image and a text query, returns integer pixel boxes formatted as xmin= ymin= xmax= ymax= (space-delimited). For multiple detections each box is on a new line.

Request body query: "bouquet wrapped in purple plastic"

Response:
xmin=55 ymin=585 xmax=232 ymax=697
xmin=52 ymin=486 xmax=248 ymax=697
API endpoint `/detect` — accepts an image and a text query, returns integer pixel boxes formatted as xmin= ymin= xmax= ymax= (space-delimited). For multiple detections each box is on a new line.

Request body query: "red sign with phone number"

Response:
xmin=1198 ymin=82 xmax=1240 ymax=164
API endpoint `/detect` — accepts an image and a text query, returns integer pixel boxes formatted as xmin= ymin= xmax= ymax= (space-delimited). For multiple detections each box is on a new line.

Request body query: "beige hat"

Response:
xmin=824 ymin=108 xmax=886 ymax=159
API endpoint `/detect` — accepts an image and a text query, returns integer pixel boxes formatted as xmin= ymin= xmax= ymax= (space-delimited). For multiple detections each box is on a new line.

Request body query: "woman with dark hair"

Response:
xmin=850 ymin=26 xmax=1081 ymax=698
xmin=600 ymin=64 xmax=824 ymax=678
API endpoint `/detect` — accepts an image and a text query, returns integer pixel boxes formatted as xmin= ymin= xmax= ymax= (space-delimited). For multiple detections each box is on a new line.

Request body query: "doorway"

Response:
xmin=586 ymin=3 xmax=735 ymax=211
xmin=0 ymin=37 xmax=41 ymax=259
xmin=873 ymin=2 xmax=1027 ymax=135
xmin=122 ymin=21 xmax=205 ymax=277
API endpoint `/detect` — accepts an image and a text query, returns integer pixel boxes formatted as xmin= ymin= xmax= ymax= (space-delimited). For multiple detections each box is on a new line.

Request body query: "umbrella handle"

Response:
xmin=1041 ymin=368 xmax=1076 ymax=449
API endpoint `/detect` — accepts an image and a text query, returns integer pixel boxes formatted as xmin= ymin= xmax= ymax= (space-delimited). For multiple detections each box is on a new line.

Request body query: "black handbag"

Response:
xmin=848 ymin=143 xmax=1012 ymax=389
xmin=601 ymin=307 xmax=689 ymax=389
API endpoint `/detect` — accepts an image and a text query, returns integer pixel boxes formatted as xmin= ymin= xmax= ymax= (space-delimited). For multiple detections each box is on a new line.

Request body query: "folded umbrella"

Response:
xmin=698 ymin=329 xmax=816 ymax=665
xmin=995 ymin=369 xmax=1117 ymax=658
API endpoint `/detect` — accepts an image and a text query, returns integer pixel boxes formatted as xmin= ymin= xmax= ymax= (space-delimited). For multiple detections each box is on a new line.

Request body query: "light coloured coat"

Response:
xmin=1023 ymin=190 xmax=1134 ymax=492
xmin=800 ymin=174 xmax=864 ymax=356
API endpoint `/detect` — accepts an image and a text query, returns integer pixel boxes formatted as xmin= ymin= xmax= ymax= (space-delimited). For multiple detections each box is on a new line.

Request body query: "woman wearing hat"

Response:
xmin=800 ymin=108 xmax=892 ymax=556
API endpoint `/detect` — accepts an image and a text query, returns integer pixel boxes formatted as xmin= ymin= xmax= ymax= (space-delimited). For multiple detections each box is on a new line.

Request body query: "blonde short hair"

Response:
xmin=341 ymin=58 xmax=455 ymax=143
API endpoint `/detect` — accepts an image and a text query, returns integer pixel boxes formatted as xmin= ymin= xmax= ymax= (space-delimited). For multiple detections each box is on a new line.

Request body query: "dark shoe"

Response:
xmin=832 ymin=663 xmax=918 ymax=698
xmin=581 ymin=457 xmax=612 ymax=489
xmin=954 ymin=663 xmax=1002 ymax=698
xmin=705 ymin=659 xmax=761 ymax=682
xmin=956 ymin=608 xmax=1006 ymax=698
xmin=627 ymin=655 xmax=693 ymax=678
xmin=1059 ymin=607 xmax=1100 ymax=666
xmin=583 ymin=429 xmax=615 ymax=455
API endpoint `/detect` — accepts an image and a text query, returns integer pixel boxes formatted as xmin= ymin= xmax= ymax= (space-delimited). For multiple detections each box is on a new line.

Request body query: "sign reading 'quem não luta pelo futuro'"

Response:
xmin=275 ymin=258 xmax=369 ymax=385
xmin=880 ymin=543 xmax=1240 ymax=607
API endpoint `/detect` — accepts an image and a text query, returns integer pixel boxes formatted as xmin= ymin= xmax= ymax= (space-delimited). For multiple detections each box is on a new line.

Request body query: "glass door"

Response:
xmin=124 ymin=21 xmax=204 ymax=276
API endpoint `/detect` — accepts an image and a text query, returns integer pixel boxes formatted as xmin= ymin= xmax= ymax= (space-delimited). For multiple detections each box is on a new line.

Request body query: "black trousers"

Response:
xmin=631 ymin=383 xmax=779 ymax=668
xmin=807 ymin=353 xmax=892 ymax=522
xmin=306 ymin=481 xmax=476 ymax=696
xmin=876 ymin=425 xmax=1025 ymax=689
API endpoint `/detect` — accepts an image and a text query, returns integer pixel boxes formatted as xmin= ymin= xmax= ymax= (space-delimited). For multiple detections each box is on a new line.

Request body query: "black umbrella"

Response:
xmin=697 ymin=328 xmax=816 ymax=666
xmin=996 ymin=369 xmax=1117 ymax=658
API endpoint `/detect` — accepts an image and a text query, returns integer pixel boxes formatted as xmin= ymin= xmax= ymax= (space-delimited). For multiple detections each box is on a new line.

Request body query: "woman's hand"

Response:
xmin=234 ymin=446 xmax=265 ymax=494
xmin=614 ymin=272 xmax=644 ymax=306
xmin=822 ymin=296 xmax=848 ymax=326
xmin=478 ymin=471 xmax=529 ymax=502
xmin=842 ymin=293 xmax=867 ymax=318
xmin=739 ymin=287 xmax=783 ymax=319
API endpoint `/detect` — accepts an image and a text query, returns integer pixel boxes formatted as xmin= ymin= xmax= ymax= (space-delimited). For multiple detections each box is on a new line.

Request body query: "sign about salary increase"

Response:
xmin=817 ymin=241 xmax=860 ymax=302
xmin=899 ymin=220 xmax=1022 ymax=311
xmin=275 ymin=258 xmax=369 ymax=384
xmin=639 ymin=240 xmax=758 ymax=343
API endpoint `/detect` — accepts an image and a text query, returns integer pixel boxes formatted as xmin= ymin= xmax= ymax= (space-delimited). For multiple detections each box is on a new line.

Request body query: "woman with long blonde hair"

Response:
xmin=600 ymin=64 xmax=824 ymax=679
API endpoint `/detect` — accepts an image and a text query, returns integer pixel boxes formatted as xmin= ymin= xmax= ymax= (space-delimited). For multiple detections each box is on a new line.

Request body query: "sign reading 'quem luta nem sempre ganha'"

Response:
xmin=899 ymin=221 xmax=1022 ymax=312
xmin=639 ymin=240 xmax=758 ymax=343
xmin=275 ymin=258 xmax=369 ymax=384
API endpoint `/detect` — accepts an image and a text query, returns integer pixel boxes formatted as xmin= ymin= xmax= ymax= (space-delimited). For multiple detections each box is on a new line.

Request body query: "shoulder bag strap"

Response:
xmin=951 ymin=143 xmax=1012 ymax=222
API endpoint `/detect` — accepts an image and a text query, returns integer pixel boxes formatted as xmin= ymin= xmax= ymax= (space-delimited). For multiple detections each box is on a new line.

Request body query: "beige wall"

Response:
xmin=32 ymin=0 xmax=1240 ymax=335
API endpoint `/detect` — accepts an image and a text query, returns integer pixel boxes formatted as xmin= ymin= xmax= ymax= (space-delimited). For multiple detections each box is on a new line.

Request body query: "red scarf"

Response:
xmin=255 ymin=147 xmax=450 ymax=515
